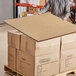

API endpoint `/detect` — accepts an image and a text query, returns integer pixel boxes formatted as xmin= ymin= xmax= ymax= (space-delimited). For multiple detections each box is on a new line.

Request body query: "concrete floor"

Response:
xmin=0 ymin=24 xmax=15 ymax=76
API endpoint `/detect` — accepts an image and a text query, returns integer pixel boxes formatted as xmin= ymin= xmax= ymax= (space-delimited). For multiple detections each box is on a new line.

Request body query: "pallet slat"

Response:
xmin=4 ymin=66 xmax=23 ymax=76
xmin=4 ymin=65 xmax=76 ymax=76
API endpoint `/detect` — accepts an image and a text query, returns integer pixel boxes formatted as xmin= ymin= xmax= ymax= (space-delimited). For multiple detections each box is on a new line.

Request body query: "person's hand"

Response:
xmin=62 ymin=18 xmax=67 ymax=21
xmin=38 ymin=12 xmax=41 ymax=15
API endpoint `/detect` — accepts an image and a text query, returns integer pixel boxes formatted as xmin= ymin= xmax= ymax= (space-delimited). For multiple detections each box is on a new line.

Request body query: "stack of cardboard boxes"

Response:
xmin=8 ymin=30 xmax=22 ymax=71
xmin=60 ymin=33 xmax=76 ymax=73
xmin=8 ymin=32 xmax=60 ymax=76
xmin=6 ymin=13 xmax=76 ymax=76
xmin=8 ymin=31 xmax=76 ymax=76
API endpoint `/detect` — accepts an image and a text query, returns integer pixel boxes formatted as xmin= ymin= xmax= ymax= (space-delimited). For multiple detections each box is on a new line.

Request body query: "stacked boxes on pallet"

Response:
xmin=17 ymin=35 xmax=60 ymax=76
xmin=8 ymin=32 xmax=60 ymax=76
xmin=8 ymin=30 xmax=22 ymax=71
xmin=8 ymin=31 xmax=76 ymax=76
xmin=60 ymin=33 xmax=76 ymax=73
xmin=6 ymin=13 xmax=76 ymax=76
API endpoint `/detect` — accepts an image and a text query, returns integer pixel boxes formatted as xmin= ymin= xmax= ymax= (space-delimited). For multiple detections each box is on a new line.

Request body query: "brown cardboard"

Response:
xmin=17 ymin=50 xmax=60 ymax=76
xmin=61 ymin=33 xmax=76 ymax=50
xmin=35 ymin=37 xmax=60 ymax=56
xmin=8 ymin=47 xmax=17 ymax=71
xmin=21 ymin=34 xmax=60 ymax=56
xmin=60 ymin=48 xmax=76 ymax=73
xmin=5 ymin=13 xmax=76 ymax=42
xmin=35 ymin=51 xmax=60 ymax=76
xmin=8 ymin=31 xmax=22 ymax=49
xmin=60 ymin=33 xmax=76 ymax=72
xmin=17 ymin=51 xmax=34 ymax=76
xmin=17 ymin=35 xmax=60 ymax=76
xmin=20 ymin=35 xmax=36 ymax=56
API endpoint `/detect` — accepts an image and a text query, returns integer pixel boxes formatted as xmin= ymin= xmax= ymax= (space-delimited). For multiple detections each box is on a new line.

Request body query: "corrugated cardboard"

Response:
xmin=17 ymin=50 xmax=59 ymax=76
xmin=20 ymin=34 xmax=60 ymax=56
xmin=5 ymin=13 xmax=76 ymax=42
xmin=8 ymin=31 xmax=22 ymax=49
xmin=20 ymin=35 xmax=36 ymax=56
xmin=35 ymin=37 xmax=60 ymax=56
xmin=60 ymin=33 xmax=76 ymax=72
xmin=60 ymin=48 xmax=76 ymax=73
xmin=17 ymin=50 xmax=34 ymax=76
xmin=61 ymin=33 xmax=76 ymax=50
xmin=35 ymin=53 xmax=59 ymax=76
xmin=8 ymin=47 xmax=17 ymax=71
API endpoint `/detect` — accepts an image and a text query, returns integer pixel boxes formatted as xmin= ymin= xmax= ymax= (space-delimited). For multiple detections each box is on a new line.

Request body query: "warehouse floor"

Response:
xmin=0 ymin=24 xmax=15 ymax=76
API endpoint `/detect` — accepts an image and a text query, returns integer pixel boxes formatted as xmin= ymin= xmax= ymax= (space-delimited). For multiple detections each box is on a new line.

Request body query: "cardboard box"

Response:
xmin=5 ymin=13 xmax=76 ymax=75
xmin=27 ymin=7 xmax=38 ymax=13
xmin=8 ymin=47 xmax=17 ymax=71
xmin=8 ymin=31 xmax=22 ymax=49
xmin=20 ymin=35 xmax=60 ymax=56
xmin=19 ymin=34 xmax=60 ymax=76
xmin=17 ymin=51 xmax=34 ymax=76
xmin=17 ymin=49 xmax=59 ymax=76
xmin=35 ymin=52 xmax=59 ymax=76
xmin=20 ymin=35 xmax=35 ymax=56
xmin=61 ymin=33 xmax=76 ymax=51
xmin=60 ymin=33 xmax=76 ymax=73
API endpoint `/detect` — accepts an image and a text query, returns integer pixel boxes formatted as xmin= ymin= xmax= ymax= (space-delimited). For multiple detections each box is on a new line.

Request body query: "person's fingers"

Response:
xmin=62 ymin=18 xmax=67 ymax=21
xmin=38 ymin=12 xmax=41 ymax=15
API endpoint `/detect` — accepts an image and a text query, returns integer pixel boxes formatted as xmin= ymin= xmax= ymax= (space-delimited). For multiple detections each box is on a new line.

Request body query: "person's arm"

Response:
xmin=39 ymin=0 xmax=51 ymax=14
xmin=64 ymin=0 xmax=70 ymax=20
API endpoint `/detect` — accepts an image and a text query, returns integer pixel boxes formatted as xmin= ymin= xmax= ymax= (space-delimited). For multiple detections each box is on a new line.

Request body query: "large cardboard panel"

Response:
xmin=35 ymin=53 xmax=59 ymax=76
xmin=60 ymin=48 xmax=76 ymax=73
xmin=5 ymin=13 xmax=76 ymax=42
xmin=17 ymin=51 xmax=34 ymax=76
xmin=8 ymin=47 xmax=17 ymax=71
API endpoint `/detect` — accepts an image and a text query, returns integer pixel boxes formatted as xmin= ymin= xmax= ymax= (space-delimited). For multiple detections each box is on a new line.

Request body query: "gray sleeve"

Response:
xmin=40 ymin=0 xmax=51 ymax=14
xmin=64 ymin=0 xmax=70 ymax=19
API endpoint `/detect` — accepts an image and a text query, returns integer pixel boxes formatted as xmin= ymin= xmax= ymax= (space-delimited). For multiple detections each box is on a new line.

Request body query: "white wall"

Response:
xmin=0 ymin=0 xmax=13 ymax=24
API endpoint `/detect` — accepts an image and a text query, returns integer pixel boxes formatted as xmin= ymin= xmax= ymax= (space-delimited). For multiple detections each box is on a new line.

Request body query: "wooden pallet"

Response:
xmin=4 ymin=65 xmax=76 ymax=76
xmin=54 ymin=69 xmax=76 ymax=76
xmin=4 ymin=65 xmax=23 ymax=76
